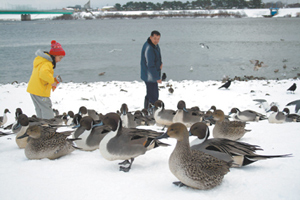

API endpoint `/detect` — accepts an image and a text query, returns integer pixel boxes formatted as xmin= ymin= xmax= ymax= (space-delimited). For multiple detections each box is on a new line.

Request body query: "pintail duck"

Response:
xmin=268 ymin=106 xmax=287 ymax=123
xmin=212 ymin=110 xmax=251 ymax=141
xmin=99 ymin=112 xmax=168 ymax=172
xmin=72 ymin=116 xmax=111 ymax=151
xmin=2 ymin=108 xmax=23 ymax=130
xmin=190 ymin=122 xmax=291 ymax=167
xmin=173 ymin=100 xmax=202 ymax=128
xmin=14 ymin=113 xmax=64 ymax=149
xmin=153 ymin=100 xmax=176 ymax=127
xmin=157 ymin=123 xmax=232 ymax=190
xmin=0 ymin=109 xmax=10 ymax=128
xmin=133 ymin=110 xmax=155 ymax=126
xmin=120 ymin=103 xmax=137 ymax=128
xmin=78 ymin=106 xmax=100 ymax=121
xmin=282 ymin=108 xmax=300 ymax=122
xmin=17 ymin=125 xmax=77 ymax=160
xmin=229 ymin=108 xmax=267 ymax=122
xmin=64 ymin=111 xmax=75 ymax=125
xmin=13 ymin=114 xmax=30 ymax=148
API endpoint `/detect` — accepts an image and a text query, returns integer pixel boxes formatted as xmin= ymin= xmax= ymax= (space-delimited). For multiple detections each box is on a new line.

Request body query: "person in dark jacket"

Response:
xmin=140 ymin=30 xmax=163 ymax=109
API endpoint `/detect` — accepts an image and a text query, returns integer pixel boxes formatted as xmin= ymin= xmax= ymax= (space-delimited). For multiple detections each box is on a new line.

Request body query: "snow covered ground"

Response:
xmin=0 ymin=79 xmax=299 ymax=200
xmin=1 ymin=8 xmax=299 ymax=20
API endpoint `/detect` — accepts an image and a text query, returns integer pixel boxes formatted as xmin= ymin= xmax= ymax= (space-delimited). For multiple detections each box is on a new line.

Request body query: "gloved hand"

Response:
xmin=52 ymin=75 xmax=62 ymax=91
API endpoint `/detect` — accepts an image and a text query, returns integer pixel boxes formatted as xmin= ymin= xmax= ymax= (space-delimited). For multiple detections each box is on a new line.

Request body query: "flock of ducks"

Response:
xmin=1 ymin=96 xmax=298 ymax=190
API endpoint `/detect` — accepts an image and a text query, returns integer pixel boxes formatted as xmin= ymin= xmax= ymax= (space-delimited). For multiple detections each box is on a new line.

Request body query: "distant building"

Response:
xmin=101 ymin=6 xmax=117 ymax=11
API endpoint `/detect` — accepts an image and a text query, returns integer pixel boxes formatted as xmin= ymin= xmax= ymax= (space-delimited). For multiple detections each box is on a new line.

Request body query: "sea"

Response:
xmin=0 ymin=17 xmax=300 ymax=84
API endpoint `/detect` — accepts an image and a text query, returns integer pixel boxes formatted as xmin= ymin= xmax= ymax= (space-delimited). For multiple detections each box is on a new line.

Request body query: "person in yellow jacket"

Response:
xmin=27 ymin=40 xmax=65 ymax=119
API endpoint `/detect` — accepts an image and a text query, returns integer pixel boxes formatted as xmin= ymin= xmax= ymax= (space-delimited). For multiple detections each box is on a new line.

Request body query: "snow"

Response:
xmin=0 ymin=79 xmax=300 ymax=200
xmin=1 ymin=8 xmax=300 ymax=20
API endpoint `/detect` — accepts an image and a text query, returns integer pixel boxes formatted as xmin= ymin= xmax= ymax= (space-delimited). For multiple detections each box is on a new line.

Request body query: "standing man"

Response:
xmin=140 ymin=30 xmax=163 ymax=109
xmin=27 ymin=40 xmax=65 ymax=119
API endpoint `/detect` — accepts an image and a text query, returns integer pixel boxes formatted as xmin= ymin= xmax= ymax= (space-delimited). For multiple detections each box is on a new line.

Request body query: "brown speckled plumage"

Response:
xmin=213 ymin=110 xmax=250 ymax=141
xmin=165 ymin=123 xmax=231 ymax=190
xmin=19 ymin=125 xmax=75 ymax=160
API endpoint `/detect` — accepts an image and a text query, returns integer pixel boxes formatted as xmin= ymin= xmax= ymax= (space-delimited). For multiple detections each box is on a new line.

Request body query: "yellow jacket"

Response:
xmin=27 ymin=50 xmax=55 ymax=97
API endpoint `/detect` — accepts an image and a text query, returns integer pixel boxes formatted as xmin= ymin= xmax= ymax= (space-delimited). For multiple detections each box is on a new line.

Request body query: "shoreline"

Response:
xmin=1 ymin=8 xmax=300 ymax=21
xmin=1 ymin=77 xmax=299 ymax=86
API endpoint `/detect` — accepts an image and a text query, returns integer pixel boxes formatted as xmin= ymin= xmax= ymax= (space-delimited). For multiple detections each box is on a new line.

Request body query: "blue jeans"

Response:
xmin=144 ymin=81 xmax=159 ymax=109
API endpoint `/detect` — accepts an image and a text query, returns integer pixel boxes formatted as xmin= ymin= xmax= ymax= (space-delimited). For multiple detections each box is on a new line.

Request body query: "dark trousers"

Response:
xmin=144 ymin=81 xmax=159 ymax=109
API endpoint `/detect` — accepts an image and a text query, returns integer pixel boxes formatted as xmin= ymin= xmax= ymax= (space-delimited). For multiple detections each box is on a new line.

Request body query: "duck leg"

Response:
xmin=118 ymin=160 xmax=130 ymax=165
xmin=119 ymin=158 xmax=134 ymax=172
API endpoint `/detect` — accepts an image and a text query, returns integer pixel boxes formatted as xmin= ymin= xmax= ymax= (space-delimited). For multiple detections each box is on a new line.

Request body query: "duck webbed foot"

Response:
xmin=119 ymin=158 xmax=134 ymax=173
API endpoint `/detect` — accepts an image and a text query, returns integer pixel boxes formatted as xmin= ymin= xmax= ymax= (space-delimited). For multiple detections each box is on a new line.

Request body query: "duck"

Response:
xmin=282 ymin=108 xmax=300 ymax=122
xmin=99 ymin=112 xmax=168 ymax=172
xmin=72 ymin=114 xmax=82 ymax=126
xmin=120 ymin=103 xmax=137 ymax=128
xmin=157 ymin=123 xmax=232 ymax=190
xmin=17 ymin=125 xmax=77 ymax=160
xmin=0 ymin=109 xmax=10 ymax=128
xmin=212 ymin=109 xmax=251 ymax=141
xmin=13 ymin=114 xmax=30 ymax=148
xmin=2 ymin=108 xmax=23 ymax=130
xmin=268 ymin=106 xmax=287 ymax=123
xmin=64 ymin=111 xmax=75 ymax=125
xmin=72 ymin=116 xmax=111 ymax=151
xmin=229 ymin=107 xmax=267 ymax=122
xmin=190 ymin=122 xmax=291 ymax=167
xmin=173 ymin=100 xmax=202 ymax=128
xmin=153 ymin=100 xmax=176 ymax=127
xmin=133 ymin=110 xmax=155 ymax=126
xmin=250 ymin=60 xmax=268 ymax=71
xmin=78 ymin=106 xmax=100 ymax=121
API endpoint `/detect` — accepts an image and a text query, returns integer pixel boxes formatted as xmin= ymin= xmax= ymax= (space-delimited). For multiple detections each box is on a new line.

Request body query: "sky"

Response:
xmin=0 ymin=0 xmax=298 ymax=10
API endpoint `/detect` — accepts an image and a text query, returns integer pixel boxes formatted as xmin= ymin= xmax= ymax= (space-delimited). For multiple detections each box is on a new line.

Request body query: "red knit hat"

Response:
xmin=49 ymin=40 xmax=65 ymax=56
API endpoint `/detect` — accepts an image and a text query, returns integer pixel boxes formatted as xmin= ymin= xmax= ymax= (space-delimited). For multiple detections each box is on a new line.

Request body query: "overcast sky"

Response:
xmin=0 ymin=0 xmax=297 ymax=10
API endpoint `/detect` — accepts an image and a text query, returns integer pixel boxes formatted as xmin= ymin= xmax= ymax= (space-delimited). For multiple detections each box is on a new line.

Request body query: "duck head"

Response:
xmin=189 ymin=122 xmax=210 ymax=143
xmin=212 ymin=110 xmax=226 ymax=121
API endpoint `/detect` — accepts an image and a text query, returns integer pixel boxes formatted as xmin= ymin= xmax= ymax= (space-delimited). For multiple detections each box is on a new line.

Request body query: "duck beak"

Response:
xmin=17 ymin=132 xmax=29 ymax=139
xmin=72 ymin=124 xmax=80 ymax=129
xmin=156 ymin=131 xmax=169 ymax=140
xmin=13 ymin=122 xmax=21 ymax=130
xmin=93 ymin=121 xmax=103 ymax=127
xmin=204 ymin=115 xmax=213 ymax=120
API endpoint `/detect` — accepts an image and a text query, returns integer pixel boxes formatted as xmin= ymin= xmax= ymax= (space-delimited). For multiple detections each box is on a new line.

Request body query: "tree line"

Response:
xmin=114 ymin=0 xmax=265 ymax=11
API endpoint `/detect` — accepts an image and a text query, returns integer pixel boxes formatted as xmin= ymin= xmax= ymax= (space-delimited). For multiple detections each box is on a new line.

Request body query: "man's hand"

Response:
xmin=160 ymin=64 xmax=163 ymax=70
xmin=157 ymin=79 xmax=162 ymax=84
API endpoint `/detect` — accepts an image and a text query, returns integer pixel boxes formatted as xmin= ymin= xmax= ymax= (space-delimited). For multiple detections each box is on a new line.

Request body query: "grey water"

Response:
xmin=0 ymin=17 xmax=300 ymax=84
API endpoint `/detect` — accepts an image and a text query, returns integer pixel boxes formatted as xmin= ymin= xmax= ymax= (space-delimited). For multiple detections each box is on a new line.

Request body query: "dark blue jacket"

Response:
xmin=140 ymin=38 xmax=162 ymax=82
